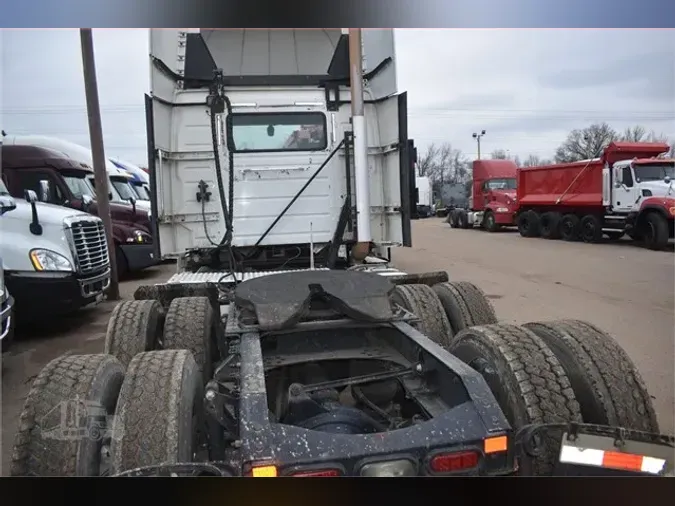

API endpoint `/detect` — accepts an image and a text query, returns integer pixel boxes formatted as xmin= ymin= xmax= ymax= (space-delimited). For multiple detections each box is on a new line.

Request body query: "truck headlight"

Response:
xmin=29 ymin=249 xmax=73 ymax=272
xmin=126 ymin=230 xmax=151 ymax=244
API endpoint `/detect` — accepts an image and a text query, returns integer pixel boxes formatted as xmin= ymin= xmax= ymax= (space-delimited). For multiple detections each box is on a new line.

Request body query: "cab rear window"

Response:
xmin=228 ymin=112 xmax=327 ymax=153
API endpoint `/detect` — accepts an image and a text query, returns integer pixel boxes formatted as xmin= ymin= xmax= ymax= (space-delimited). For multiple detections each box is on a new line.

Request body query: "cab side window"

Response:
xmin=10 ymin=170 xmax=65 ymax=204
xmin=621 ymin=167 xmax=634 ymax=187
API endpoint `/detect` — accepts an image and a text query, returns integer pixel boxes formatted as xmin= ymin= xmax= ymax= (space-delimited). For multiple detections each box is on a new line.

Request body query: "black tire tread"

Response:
xmin=10 ymin=354 xmax=124 ymax=476
xmin=450 ymin=323 xmax=581 ymax=475
xmin=104 ymin=300 xmax=163 ymax=368
xmin=392 ymin=284 xmax=454 ymax=346
xmin=110 ymin=349 xmax=200 ymax=473
xmin=163 ymin=297 xmax=215 ymax=381
xmin=433 ymin=281 xmax=498 ymax=337
xmin=522 ymin=319 xmax=659 ymax=432
xmin=644 ymin=212 xmax=669 ymax=250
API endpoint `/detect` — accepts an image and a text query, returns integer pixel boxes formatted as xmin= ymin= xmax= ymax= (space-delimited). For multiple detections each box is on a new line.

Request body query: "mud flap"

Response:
xmin=516 ymin=422 xmax=675 ymax=476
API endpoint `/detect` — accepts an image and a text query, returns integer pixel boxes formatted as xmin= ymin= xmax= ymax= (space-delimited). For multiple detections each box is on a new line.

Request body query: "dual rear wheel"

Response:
xmin=392 ymin=283 xmax=659 ymax=476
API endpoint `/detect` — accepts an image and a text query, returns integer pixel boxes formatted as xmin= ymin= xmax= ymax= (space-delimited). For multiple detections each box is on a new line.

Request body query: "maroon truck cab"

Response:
xmin=1 ymin=144 xmax=157 ymax=275
xmin=472 ymin=160 xmax=519 ymax=226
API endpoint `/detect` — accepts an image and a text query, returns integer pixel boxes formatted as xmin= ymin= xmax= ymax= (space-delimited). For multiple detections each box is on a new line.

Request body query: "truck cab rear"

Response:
xmin=10 ymin=29 xmax=673 ymax=478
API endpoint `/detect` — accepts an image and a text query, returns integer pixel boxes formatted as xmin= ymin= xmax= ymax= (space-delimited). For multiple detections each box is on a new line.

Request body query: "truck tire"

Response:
xmin=391 ymin=284 xmax=454 ymax=347
xmin=539 ymin=212 xmax=562 ymax=240
xmin=163 ymin=297 xmax=217 ymax=384
xmin=110 ymin=350 xmax=204 ymax=474
xmin=10 ymin=354 xmax=124 ymax=476
xmin=457 ymin=210 xmax=470 ymax=229
xmin=432 ymin=281 xmax=498 ymax=337
xmin=482 ymin=211 xmax=500 ymax=232
xmin=522 ymin=320 xmax=659 ymax=432
xmin=448 ymin=210 xmax=458 ymax=228
xmin=449 ymin=324 xmax=581 ymax=476
xmin=559 ymin=214 xmax=581 ymax=241
xmin=104 ymin=300 xmax=163 ymax=368
xmin=517 ymin=210 xmax=540 ymax=237
xmin=579 ymin=214 xmax=603 ymax=243
xmin=642 ymin=212 xmax=669 ymax=250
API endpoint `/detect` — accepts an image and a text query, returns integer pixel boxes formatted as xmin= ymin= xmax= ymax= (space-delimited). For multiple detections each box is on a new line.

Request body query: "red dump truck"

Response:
xmin=448 ymin=159 xmax=519 ymax=232
xmin=513 ymin=142 xmax=674 ymax=250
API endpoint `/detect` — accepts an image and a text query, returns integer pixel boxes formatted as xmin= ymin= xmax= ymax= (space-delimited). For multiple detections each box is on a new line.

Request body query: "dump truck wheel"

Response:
xmin=522 ymin=319 xmax=659 ymax=432
xmin=559 ymin=214 xmax=581 ymax=241
xmin=449 ymin=323 xmax=581 ymax=476
xmin=540 ymin=212 xmax=562 ymax=239
xmin=449 ymin=210 xmax=458 ymax=228
xmin=110 ymin=350 xmax=205 ymax=474
xmin=391 ymin=284 xmax=454 ymax=347
xmin=163 ymin=297 xmax=217 ymax=384
xmin=642 ymin=212 xmax=669 ymax=250
xmin=483 ymin=211 xmax=500 ymax=232
xmin=517 ymin=210 xmax=540 ymax=237
xmin=457 ymin=210 xmax=469 ymax=229
xmin=10 ymin=354 xmax=124 ymax=476
xmin=580 ymin=214 xmax=603 ymax=243
xmin=104 ymin=300 xmax=163 ymax=368
xmin=432 ymin=281 xmax=497 ymax=337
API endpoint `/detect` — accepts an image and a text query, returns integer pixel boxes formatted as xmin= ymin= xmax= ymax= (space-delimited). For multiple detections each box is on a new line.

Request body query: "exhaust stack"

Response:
xmin=349 ymin=29 xmax=371 ymax=262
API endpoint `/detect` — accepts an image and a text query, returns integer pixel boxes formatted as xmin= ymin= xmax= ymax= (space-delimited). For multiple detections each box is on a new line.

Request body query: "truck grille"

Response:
xmin=68 ymin=221 xmax=110 ymax=275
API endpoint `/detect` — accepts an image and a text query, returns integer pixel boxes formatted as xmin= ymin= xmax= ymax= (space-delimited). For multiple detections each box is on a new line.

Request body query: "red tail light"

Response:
xmin=289 ymin=468 xmax=342 ymax=477
xmin=429 ymin=451 xmax=479 ymax=474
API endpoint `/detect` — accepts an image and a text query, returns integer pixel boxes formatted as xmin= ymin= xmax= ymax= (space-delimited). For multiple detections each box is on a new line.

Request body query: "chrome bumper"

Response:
xmin=79 ymin=269 xmax=111 ymax=298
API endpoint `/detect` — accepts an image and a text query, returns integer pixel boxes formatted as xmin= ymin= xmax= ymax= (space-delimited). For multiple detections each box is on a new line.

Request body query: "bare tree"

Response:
xmin=417 ymin=143 xmax=439 ymax=177
xmin=490 ymin=149 xmax=509 ymax=160
xmin=513 ymin=155 xmax=522 ymax=167
xmin=554 ymin=122 xmax=617 ymax=163
xmin=521 ymin=154 xmax=541 ymax=167
xmin=620 ymin=125 xmax=647 ymax=142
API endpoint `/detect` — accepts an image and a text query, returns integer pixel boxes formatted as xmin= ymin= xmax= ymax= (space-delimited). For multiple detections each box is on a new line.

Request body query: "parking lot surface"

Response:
xmin=1 ymin=218 xmax=673 ymax=474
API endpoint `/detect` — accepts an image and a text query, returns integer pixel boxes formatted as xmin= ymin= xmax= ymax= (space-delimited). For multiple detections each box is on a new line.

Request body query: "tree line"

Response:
xmin=418 ymin=123 xmax=675 ymax=192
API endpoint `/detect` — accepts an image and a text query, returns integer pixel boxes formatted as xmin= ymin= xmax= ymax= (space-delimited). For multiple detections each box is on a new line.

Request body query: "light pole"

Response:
xmin=472 ymin=130 xmax=486 ymax=160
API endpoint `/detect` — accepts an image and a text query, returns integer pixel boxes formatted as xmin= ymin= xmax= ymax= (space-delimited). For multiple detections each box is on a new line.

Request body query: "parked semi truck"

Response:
xmin=415 ymin=176 xmax=433 ymax=218
xmin=2 ymin=144 xmax=156 ymax=276
xmin=110 ymin=157 xmax=151 ymax=202
xmin=0 ymin=176 xmax=111 ymax=321
xmin=12 ymin=29 xmax=673 ymax=478
xmin=449 ymin=159 xmax=518 ymax=232
xmin=3 ymin=135 xmax=152 ymax=214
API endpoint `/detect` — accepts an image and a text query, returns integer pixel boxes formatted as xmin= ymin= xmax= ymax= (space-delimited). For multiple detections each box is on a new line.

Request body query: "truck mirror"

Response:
xmin=82 ymin=194 xmax=93 ymax=210
xmin=108 ymin=192 xmax=114 ymax=200
xmin=665 ymin=175 xmax=671 ymax=184
xmin=614 ymin=181 xmax=622 ymax=189
xmin=38 ymin=180 xmax=50 ymax=202
xmin=24 ymin=189 xmax=38 ymax=204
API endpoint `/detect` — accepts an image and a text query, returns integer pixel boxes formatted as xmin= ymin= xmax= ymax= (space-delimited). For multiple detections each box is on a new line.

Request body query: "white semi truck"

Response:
xmin=0 ymin=177 xmax=111 ymax=322
xmin=12 ymin=29 xmax=673 ymax=478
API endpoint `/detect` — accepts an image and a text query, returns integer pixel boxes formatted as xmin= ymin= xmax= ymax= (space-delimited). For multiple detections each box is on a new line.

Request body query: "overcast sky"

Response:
xmin=1 ymin=29 xmax=674 ymax=165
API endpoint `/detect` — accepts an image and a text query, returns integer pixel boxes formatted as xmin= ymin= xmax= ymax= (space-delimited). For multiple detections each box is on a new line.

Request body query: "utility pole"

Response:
xmin=472 ymin=130 xmax=486 ymax=160
xmin=80 ymin=28 xmax=119 ymax=300
xmin=349 ymin=28 xmax=371 ymax=262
